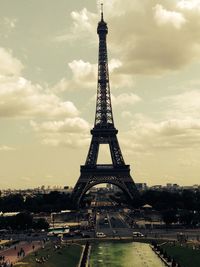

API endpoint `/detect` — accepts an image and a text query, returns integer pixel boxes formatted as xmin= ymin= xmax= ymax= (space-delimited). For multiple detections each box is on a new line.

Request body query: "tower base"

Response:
xmin=72 ymin=164 xmax=138 ymax=207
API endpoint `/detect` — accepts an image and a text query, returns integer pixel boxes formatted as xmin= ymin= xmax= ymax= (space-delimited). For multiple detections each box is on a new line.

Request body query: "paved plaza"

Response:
xmin=0 ymin=241 xmax=42 ymax=266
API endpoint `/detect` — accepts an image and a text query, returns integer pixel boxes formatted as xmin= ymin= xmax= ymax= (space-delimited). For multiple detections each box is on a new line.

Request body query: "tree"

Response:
xmin=179 ymin=210 xmax=194 ymax=226
xmin=14 ymin=212 xmax=33 ymax=230
xmin=33 ymin=218 xmax=49 ymax=230
xmin=162 ymin=210 xmax=178 ymax=226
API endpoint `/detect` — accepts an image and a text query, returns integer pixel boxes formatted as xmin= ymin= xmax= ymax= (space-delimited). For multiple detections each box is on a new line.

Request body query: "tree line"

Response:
xmin=1 ymin=189 xmax=200 ymax=213
xmin=0 ymin=213 xmax=49 ymax=230
xmin=0 ymin=191 xmax=73 ymax=213
xmin=111 ymin=189 xmax=200 ymax=227
xmin=141 ymin=190 xmax=200 ymax=226
xmin=0 ymin=189 xmax=200 ymax=228
xmin=141 ymin=189 xmax=200 ymax=211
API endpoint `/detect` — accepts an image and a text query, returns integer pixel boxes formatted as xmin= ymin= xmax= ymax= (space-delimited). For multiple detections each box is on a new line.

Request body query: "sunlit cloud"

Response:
xmin=162 ymin=90 xmax=200 ymax=118
xmin=0 ymin=76 xmax=79 ymax=118
xmin=0 ymin=47 xmax=79 ymax=118
xmin=177 ymin=0 xmax=200 ymax=10
xmin=54 ymin=58 xmax=135 ymax=92
xmin=63 ymin=0 xmax=200 ymax=74
xmin=122 ymin=116 xmax=200 ymax=153
xmin=154 ymin=4 xmax=186 ymax=29
xmin=30 ymin=117 xmax=90 ymax=148
xmin=0 ymin=47 xmax=23 ymax=76
xmin=0 ymin=145 xmax=16 ymax=151
xmin=30 ymin=117 xmax=90 ymax=134
xmin=54 ymin=8 xmax=97 ymax=42
xmin=0 ymin=17 xmax=18 ymax=38
xmin=112 ymin=93 xmax=141 ymax=107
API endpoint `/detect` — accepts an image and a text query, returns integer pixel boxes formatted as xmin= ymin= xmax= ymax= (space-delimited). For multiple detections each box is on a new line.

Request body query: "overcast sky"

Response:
xmin=1 ymin=0 xmax=200 ymax=189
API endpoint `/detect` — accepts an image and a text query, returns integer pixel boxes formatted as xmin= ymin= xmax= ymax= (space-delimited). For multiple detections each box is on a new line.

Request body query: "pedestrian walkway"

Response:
xmin=0 ymin=241 xmax=42 ymax=266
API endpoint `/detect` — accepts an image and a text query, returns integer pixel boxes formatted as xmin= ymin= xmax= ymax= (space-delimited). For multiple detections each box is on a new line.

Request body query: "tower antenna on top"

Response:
xmin=101 ymin=3 xmax=104 ymax=21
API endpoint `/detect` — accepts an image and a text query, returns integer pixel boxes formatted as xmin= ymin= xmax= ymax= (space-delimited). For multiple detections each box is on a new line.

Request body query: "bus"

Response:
xmin=47 ymin=226 xmax=70 ymax=236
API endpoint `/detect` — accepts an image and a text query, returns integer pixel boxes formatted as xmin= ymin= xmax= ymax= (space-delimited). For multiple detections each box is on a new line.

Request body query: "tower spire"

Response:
xmin=101 ymin=3 xmax=104 ymax=21
xmin=96 ymin=3 xmax=113 ymax=127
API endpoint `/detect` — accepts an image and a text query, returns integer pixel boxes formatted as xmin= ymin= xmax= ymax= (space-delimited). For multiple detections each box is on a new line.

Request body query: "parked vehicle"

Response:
xmin=96 ymin=232 xmax=106 ymax=238
xmin=132 ymin=231 xmax=144 ymax=237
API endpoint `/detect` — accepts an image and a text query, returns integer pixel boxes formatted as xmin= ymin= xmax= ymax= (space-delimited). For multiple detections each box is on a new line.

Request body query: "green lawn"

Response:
xmin=14 ymin=243 xmax=83 ymax=267
xmin=161 ymin=244 xmax=200 ymax=267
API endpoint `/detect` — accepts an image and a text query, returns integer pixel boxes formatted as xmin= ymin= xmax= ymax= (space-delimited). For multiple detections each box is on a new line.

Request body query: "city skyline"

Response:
xmin=1 ymin=0 xmax=200 ymax=189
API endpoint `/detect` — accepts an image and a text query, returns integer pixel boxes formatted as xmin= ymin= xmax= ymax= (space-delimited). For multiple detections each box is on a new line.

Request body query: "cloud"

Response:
xmin=177 ymin=0 xmax=200 ymax=10
xmin=0 ymin=145 xmax=16 ymax=151
xmin=54 ymin=8 xmax=97 ymax=42
xmin=0 ymin=76 xmax=79 ymax=118
xmin=20 ymin=177 xmax=31 ymax=182
xmin=121 ymin=110 xmax=133 ymax=119
xmin=0 ymin=17 xmax=18 ymax=38
xmin=30 ymin=118 xmax=90 ymax=148
xmin=64 ymin=1 xmax=200 ymax=75
xmin=41 ymin=134 xmax=90 ymax=148
xmin=54 ymin=58 xmax=135 ymax=92
xmin=30 ymin=117 xmax=90 ymax=134
xmin=111 ymin=0 xmax=199 ymax=75
xmin=122 ymin=116 xmax=200 ymax=153
xmin=53 ymin=60 xmax=96 ymax=92
xmin=0 ymin=47 xmax=23 ymax=76
xmin=112 ymin=93 xmax=141 ymax=107
xmin=154 ymin=4 xmax=186 ymax=29
xmin=0 ymin=47 xmax=79 ymax=118
xmin=0 ymin=46 xmax=93 ymax=149
xmin=69 ymin=60 xmax=94 ymax=79
xmin=162 ymin=90 xmax=200 ymax=118
xmin=38 ymin=131 xmax=90 ymax=148
xmin=121 ymin=88 xmax=200 ymax=153
xmin=3 ymin=17 xmax=17 ymax=29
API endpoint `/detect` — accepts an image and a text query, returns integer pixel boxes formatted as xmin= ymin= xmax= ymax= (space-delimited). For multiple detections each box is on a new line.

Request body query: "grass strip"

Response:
xmin=161 ymin=243 xmax=200 ymax=267
xmin=14 ymin=243 xmax=82 ymax=267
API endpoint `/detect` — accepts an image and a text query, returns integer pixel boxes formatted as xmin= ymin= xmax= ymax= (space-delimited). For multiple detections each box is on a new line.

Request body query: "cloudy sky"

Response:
xmin=1 ymin=0 xmax=200 ymax=189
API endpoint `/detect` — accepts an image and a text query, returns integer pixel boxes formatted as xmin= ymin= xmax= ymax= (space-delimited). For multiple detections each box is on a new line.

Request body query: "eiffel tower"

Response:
xmin=72 ymin=5 xmax=138 ymax=206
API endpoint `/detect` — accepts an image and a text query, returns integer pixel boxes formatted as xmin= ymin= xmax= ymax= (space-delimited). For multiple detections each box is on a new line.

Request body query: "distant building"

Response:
xmin=112 ymin=185 xmax=122 ymax=192
xmin=150 ymin=185 xmax=163 ymax=190
xmin=51 ymin=210 xmax=77 ymax=223
xmin=0 ymin=212 xmax=20 ymax=217
xmin=166 ymin=183 xmax=180 ymax=191
xmin=135 ymin=183 xmax=148 ymax=191
xmin=106 ymin=184 xmax=112 ymax=190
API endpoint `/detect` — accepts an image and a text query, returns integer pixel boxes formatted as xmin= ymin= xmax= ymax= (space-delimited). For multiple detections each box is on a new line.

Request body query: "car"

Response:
xmin=132 ymin=232 xmax=144 ymax=237
xmin=96 ymin=232 xmax=106 ymax=238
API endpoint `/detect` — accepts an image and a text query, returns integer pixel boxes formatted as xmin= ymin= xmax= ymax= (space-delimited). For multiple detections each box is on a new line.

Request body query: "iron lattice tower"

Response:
xmin=72 ymin=6 xmax=138 ymax=206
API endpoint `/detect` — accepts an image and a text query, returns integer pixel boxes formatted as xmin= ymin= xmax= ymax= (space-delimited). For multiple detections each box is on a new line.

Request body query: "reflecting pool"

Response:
xmin=90 ymin=242 xmax=165 ymax=267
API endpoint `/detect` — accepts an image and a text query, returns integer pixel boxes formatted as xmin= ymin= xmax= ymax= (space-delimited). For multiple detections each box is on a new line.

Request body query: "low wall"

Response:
xmin=78 ymin=242 xmax=91 ymax=267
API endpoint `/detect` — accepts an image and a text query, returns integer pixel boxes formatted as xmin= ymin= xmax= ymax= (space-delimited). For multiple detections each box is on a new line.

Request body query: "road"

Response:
xmin=95 ymin=210 xmax=200 ymax=241
xmin=1 ymin=211 xmax=200 ymax=242
xmin=96 ymin=211 xmax=133 ymax=237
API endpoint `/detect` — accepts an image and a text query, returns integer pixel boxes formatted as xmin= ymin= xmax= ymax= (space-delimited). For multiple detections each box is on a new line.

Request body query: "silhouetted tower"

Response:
xmin=72 ymin=5 xmax=138 ymax=206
